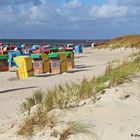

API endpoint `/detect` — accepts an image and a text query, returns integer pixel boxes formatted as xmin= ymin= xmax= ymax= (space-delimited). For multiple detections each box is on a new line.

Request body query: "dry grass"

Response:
xmin=20 ymin=52 xmax=140 ymax=113
xmin=18 ymin=109 xmax=56 ymax=137
xmin=99 ymin=35 xmax=140 ymax=49
xmin=18 ymin=52 xmax=140 ymax=137
xmin=110 ymin=35 xmax=140 ymax=46
xmin=20 ymin=80 xmax=95 ymax=115
xmin=20 ymin=89 xmax=44 ymax=114
xmin=94 ymin=60 xmax=140 ymax=92
xmin=17 ymin=118 xmax=34 ymax=136
xmin=59 ymin=121 xmax=94 ymax=140
xmin=77 ymin=78 xmax=94 ymax=99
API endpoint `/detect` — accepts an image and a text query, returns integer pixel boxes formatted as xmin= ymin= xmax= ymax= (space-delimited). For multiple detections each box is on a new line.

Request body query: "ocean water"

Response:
xmin=0 ymin=39 xmax=108 ymax=47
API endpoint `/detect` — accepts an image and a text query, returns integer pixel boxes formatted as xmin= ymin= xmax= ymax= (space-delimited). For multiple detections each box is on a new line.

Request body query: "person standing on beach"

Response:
xmin=131 ymin=43 xmax=134 ymax=52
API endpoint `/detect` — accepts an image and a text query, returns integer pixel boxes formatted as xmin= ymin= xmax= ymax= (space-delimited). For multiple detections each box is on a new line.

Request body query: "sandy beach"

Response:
xmin=0 ymin=48 xmax=139 ymax=140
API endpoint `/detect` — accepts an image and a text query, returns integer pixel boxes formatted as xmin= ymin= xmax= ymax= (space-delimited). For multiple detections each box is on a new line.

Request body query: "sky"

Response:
xmin=0 ymin=0 xmax=140 ymax=39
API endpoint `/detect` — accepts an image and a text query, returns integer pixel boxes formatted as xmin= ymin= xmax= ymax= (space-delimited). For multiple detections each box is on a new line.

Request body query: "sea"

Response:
xmin=0 ymin=39 xmax=108 ymax=47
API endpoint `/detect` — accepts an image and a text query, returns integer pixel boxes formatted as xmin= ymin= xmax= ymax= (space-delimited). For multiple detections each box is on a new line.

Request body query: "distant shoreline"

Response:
xmin=0 ymin=39 xmax=109 ymax=46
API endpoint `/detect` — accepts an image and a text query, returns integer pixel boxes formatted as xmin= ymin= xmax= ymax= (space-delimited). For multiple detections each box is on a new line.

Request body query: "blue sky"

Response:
xmin=0 ymin=0 xmax=139 ymax=39
xmin=55 ymin=0 xmax=107 ymax=6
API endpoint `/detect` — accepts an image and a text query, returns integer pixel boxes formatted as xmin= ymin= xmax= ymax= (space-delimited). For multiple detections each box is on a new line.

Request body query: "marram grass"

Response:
xmin=18 ymin=52 xmax=140 ymax=137
xmin=59 ymin=121 xmax=95 ymax=140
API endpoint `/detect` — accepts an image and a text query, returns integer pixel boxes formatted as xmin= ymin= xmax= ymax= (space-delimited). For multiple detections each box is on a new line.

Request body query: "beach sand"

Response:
xmin=0 ymin=48 xmax=139 ymax=140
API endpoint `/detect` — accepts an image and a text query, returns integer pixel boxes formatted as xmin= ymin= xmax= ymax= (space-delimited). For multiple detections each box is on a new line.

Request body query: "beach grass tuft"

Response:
xmin=20 ymin=90 xmax=44 ymax=114
xmin=77 ymin=78 xmax=94 ymax=99
xmin=98 ymin=35 xmax=140 ymax=49
xmin=18 ymin=52 xmax=140 ymax=137
xmin=59 ymin=121 xmax=94 ymax=140
xmin=18 ymin=109 xmax=56 ymax=137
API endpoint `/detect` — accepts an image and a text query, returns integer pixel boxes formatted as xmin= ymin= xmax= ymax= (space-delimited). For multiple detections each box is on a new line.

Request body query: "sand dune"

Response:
xmin=0 ymin=48 xmax=139 ymax=140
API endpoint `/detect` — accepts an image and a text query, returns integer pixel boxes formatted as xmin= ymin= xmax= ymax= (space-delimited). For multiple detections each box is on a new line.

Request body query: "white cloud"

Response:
xmin=107 ymin=0 xmax=140 ymax=6
xmin=21 ymin=0 xmax=61 ymax=25
xmin=0 ymin=0 xmax=42 ymax=6
xmin=1 ymin=0 xmax=139 ymax=26
xmin=0 ymin=0 xmax=140 ymax=38
xmin=90 ymin=4 xmax=128 ymax=19
xmin=0 ymin=6 xmax=16 ymax=22
xmin=64 ymin=0 xmax=82 ymax=9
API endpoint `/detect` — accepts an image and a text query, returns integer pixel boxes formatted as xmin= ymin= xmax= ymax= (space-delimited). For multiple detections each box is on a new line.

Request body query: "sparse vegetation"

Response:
xmin=20 ymin=89 xmax=44 ymax=114
xmin=98 ymin=35 xmax=140 ymax=49
xmin=20 ymin=79 xmax=96 ymax=115
xmin=18 ymin=49 xmax=140 ymax=138
xmin=17 ymin=118 xmax=34 ymax=136
xmin=94 ymin=58 xmax=140 ymax=91
xmin=18 ymin=109 xmax=56 ymax=136
xmin=59 ymin=122 xmax=94 ymax=140
xmin=77 ymin=78 xmax=94 ymax=99
xmin=110 ymin=35 xmax=140 ymax=48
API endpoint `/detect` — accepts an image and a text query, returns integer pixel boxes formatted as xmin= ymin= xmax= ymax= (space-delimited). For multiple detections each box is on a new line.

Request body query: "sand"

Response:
xmin=0 ymin=48 xmax=139 ymax=140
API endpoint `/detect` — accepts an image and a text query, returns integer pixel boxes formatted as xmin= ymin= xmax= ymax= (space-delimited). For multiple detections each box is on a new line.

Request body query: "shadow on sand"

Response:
xmin=34 ymin=65 xmax=94 ymax=76
xmin=34 ymin=73 xmax=57 ymax=78
xmin=0 ymin=86 xmax=38 ymax=94
xmin=75 ymin=56 xmax=87 ymax=59
xmin=75 ymin=64 xmax=95 ymax=69
xmin=67 ymin=69 xmax=91 ymax=73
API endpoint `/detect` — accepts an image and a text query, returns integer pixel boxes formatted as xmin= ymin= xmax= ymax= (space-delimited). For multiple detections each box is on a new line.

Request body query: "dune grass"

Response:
xmin=18 ymin=109 xmax=56 ymax=136
xmin=18 ymin=52 xmax=140 ymax=137
xmin=59 ymin=121 xmax=94 ymax=140
xmin=94 ymin=58 xmax=140 ymax=91
xmin=110 ymin=35 xmax=140 ymax=47
xmin=18 ymin=79 xmax=96 ymax=137
xmin=20 ymin=79 xmax=96 ymax=115
xmin=98 ymin=35 xmax=140 ymax=49
xmin=19 ymin=90 xmax=44 ymax=115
